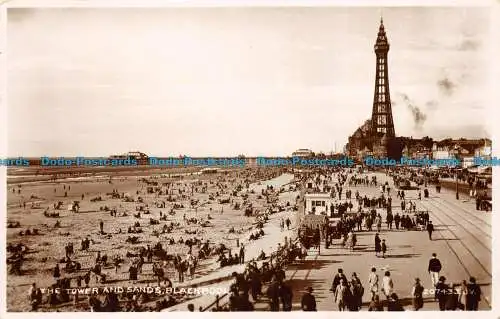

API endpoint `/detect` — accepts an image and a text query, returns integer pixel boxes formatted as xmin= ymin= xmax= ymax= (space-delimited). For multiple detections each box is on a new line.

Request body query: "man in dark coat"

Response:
xmin=445 ymin=284 xmax=459 ymax=311
xmin=229 ymin=290 xmax=241 ymax=311
xmin=428 ymin=253 xmax=442 ymax=287
xmin=394 ymin=213 xmax=401 ymax=230
xmin=435 ymin=276 xmax=449 ymax=311
xmin=301 ymin=287 xmax=317 ymax=311
xmin=249 ymin=267 xmax=262 ymax=301
xmin=427 ymin=221 xmax=435 ymax=240
xmin=266 ymin=279 xmax=280 ymax=311
xmin=466 ymin=277 xmax=482 ymax=310
xmin=128 ymin=265 xmax=138 ymax=282
xmin=330 ymin=268 xmax=348 ymax=293
xmin=374 ymin=234 xmax=381 ymax=257
xmin=412 ymin=278 xmax=424 ymax=311
xmin=350 ymin=272 xmax=364 ymax=310
xmin=53 ymin=264 xmax=60 ymax=280
xmin=386 ymin=213 xmax=393 ymax=230
xmin=279 ymin=282 xmax=293 ymax=311
xmin=239 ymin=245 xmax=245 ymax=264
xmin=236 ymin=273 xmax=250 ymax=295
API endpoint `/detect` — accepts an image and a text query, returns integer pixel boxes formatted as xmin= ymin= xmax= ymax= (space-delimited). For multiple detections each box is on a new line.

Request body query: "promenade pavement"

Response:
xmin=251 ymin=171 xmax=491 ymax=311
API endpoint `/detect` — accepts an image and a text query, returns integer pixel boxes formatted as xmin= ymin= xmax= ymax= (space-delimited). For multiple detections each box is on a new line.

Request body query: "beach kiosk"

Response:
xmin=298 ymin=214 xmax=328 ymax=255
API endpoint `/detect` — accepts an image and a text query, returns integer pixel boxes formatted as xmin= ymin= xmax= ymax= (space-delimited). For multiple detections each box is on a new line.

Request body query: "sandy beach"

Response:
xmin=6 ymin=167 xmax=298 ymax=311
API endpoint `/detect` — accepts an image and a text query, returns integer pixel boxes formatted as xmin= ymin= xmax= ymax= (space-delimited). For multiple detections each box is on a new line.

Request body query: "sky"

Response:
xmin=6 ymin=7 xmax=491 ymax=156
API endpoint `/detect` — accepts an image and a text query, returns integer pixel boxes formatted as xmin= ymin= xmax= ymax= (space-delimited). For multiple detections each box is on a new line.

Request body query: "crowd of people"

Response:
xmin=289 ymin=167 xmax=485 ymax=312
xmin=16 ymin=165 xmax=488 ymax=312
xmin=15 ymin=167 xmax=300 ymax=312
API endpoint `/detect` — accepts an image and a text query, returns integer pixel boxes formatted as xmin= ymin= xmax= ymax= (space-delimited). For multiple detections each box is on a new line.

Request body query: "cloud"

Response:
xmin=437 ymin=77 xmax=456 ymax=96
xmin=398 ymin=93 xmax=427 ymax=130
xmin=458 ymin=39 xmax=480 ymax=51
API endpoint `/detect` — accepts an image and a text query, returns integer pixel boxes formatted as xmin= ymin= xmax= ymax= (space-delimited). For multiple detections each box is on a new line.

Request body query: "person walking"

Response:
xmin=301 ymin=287 xmax=317 ymax=311
xmin=374 ymin=234 xmax=381 ymax=257
xmin=279 ymin=281 xmax=293 ymax=312
xmin=428 ymin=253 xmax=442 ymax=287
xmin=445 ymin=283 xmax=459 ymax=310
xmin=427 ymin=221 xmax=434 ymax=240
xmin=334 ymin=279 xmax=349 ymax=311
xmin=357 ymin=214 xmax=363 ymax=231
xmin=347 ymin=231 xmax=354 ymax=250
xmin=368 ymin=267 xmax=379 ymax=300
xmin=458 ymin=280 xmax=468 ymax=310
xmin=382 ymin=271 xmax=394 ymax=300
xmin=387 ymin=213 xmax=393 ymax=230
xmin=394 ymin=213 xmax=401 ymax=230
xmin=412 ymin=278 xmax=424 ymax=311
xmin=435 ymin=276 xmax=449 ymax=311
xmin=376 ymin=215 xmax=382 ymax=233
xmin=330 ymin=268 xmax=347 ymax=293
xmin=351 ymin=272 xmax=364 ymax=310
xmin=381 ymin=239 xmax=387 ymax=258
xmin=128 ymin=264 xmax=138 ymax=283
xmin=239 ymin=244 xmax=245 ymax=264
xmin=466 ymin=277 xmax=482 ymax=310
xmin=367 ymin=216 xmax=373 ymax=231
xmin=266 ymin=278 xmax=280 ymax=311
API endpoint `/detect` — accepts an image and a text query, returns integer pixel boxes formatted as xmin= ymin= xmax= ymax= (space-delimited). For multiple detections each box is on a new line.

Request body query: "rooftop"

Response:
xmin=305 ymin=193 xmax=331 ymax=198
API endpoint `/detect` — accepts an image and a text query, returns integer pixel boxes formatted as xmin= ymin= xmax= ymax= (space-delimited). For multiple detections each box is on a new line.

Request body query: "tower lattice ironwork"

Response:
xmin=371 ymin=18 xmax=395 ymax=138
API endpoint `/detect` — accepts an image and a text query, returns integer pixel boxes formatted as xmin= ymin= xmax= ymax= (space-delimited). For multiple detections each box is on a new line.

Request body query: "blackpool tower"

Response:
xmin=371 ymin=17 xmax=396 ymax=139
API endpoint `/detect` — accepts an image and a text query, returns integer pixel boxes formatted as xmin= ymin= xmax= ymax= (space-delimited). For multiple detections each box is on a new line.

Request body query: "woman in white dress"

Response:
xmin=368 ymin=267 xmax=379 ymax=300
xmin=382 ymin=271 xmax=394 ymax=300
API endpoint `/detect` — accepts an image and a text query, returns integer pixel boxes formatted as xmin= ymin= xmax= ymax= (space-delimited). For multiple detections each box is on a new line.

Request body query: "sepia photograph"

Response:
xmin=2 ymin=3 xmax=494 ymax=313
